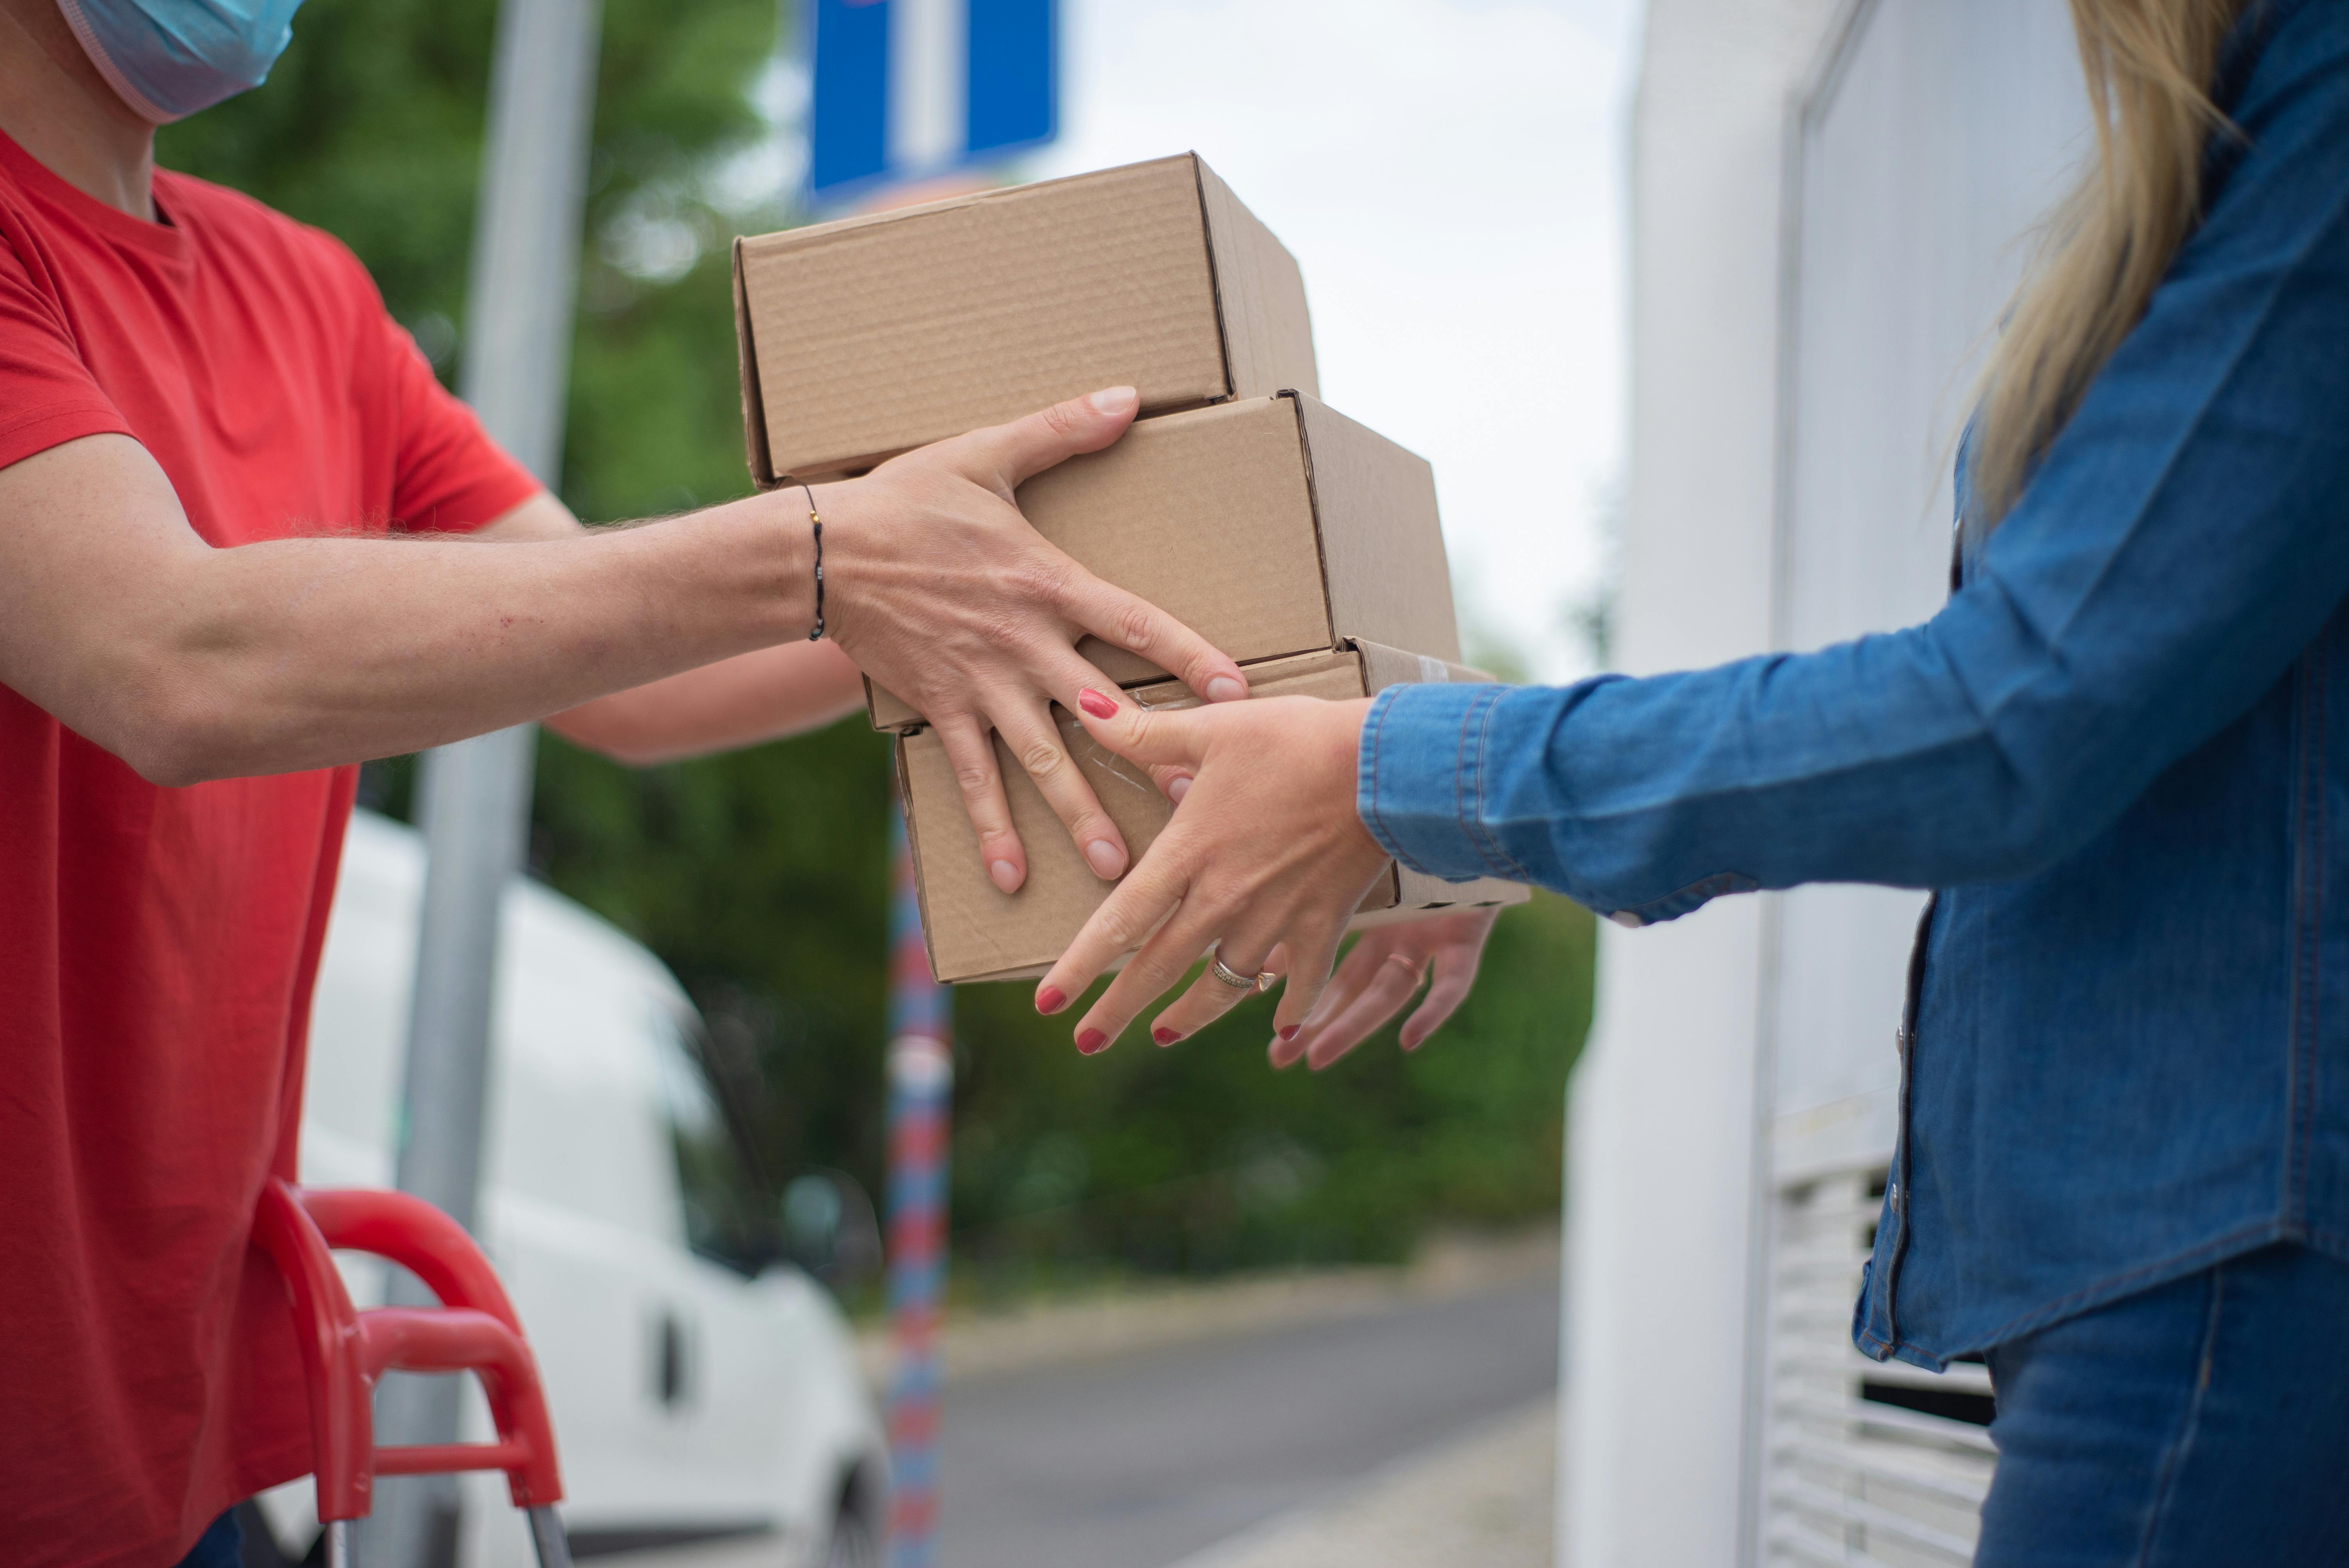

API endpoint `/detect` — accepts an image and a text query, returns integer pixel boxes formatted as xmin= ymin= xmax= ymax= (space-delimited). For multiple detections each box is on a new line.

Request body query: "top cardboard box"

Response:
xmin=733 ymin=153 xmax=1318 ymax=485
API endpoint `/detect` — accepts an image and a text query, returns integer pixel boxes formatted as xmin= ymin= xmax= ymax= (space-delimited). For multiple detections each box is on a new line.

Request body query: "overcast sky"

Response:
xmin=1030 ymin=0 xmax=1640 ymax=680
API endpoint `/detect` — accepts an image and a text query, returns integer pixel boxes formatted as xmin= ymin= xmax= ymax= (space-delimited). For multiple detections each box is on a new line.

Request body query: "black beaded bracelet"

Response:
xmin=800 ymin=481 xmax=824 ymax=641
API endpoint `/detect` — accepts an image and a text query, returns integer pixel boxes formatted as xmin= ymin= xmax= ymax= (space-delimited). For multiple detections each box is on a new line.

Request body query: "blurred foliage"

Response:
xmin=165 ymin=0 xmax=1594 ymax=1288
xmin=158 ymin=0 xmax=783 ymax=522
xmin=946 ymin=891 xmax=1591 ymax=1300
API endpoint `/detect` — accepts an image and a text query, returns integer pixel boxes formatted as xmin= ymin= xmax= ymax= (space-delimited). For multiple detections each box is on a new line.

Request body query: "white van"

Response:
xmin=248 ymin=809 xmax=886 ymax=1567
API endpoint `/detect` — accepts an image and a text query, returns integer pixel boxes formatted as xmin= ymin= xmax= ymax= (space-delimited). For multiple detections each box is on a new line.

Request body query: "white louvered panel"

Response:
xmin=1775 ymin=1393 xmax=1996 ymax=1460
xmin=1772 ymin=1433 xmax=1990 ymax=1510
xmin=1780 ymin=1352 xmax=1995 ymax=1400
xmin=1768 ymin=1525 xmax=1917 ymax=1568
xmin=1759 ymin=1167 xmax=1995 ymax=1566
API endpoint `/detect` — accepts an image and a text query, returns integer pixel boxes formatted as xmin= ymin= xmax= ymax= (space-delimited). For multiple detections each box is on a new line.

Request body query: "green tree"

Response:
xmin=948 ymin=891 xmax=1592 ymax=1297
xmin=159 ymin=0 xmax=1595 ymax=1285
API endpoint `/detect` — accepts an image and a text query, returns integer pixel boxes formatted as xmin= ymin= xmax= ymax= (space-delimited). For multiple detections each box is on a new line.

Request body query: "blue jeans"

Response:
xmin=1977 ymin=1243 xmax=2349 ymax=1564
xmin=171 ymin=1510 xmax=242 ymax=1568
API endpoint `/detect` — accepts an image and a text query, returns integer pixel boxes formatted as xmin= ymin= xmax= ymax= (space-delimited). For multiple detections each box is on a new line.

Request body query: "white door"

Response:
xmin=1757 ymin=1 xmax=2089 ymax=1561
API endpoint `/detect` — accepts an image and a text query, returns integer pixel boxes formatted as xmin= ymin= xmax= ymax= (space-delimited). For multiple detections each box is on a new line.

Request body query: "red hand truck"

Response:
xmin=253 ymin=1177 xmax=574 ymax=1568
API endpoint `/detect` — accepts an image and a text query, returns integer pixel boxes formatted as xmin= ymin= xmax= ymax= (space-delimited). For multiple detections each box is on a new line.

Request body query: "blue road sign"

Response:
xmin=811 ymin=0 xmax=1058 ymax=205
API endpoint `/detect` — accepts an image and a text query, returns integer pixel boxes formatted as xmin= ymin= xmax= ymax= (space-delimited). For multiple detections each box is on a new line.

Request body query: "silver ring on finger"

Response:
xmin=1208 ymin=943 xmax=1275 ymax=993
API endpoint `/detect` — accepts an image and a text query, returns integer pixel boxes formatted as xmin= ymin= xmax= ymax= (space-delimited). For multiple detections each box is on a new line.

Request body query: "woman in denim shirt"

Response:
xmin=1037 ymin=0 xmax=2349 ymax=1557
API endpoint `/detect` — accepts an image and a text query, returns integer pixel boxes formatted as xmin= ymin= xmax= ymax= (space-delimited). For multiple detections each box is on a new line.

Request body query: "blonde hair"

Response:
xmin=1968 ymin=0 xmax=2248 ymax=530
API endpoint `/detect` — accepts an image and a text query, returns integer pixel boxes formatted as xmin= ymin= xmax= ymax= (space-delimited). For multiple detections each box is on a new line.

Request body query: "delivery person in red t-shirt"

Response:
xmin=0 ymin=3 xmax=1259 ymax=1564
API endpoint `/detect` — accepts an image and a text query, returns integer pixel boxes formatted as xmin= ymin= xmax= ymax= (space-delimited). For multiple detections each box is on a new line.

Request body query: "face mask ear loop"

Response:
xmin=52 ymin=0 xmax=182 ymax=123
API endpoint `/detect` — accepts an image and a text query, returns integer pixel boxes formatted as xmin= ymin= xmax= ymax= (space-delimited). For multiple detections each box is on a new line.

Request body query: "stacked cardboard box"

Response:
xmin=896 ymin=641 xmax=1527 ymax=983
xmin=734 ymin=153 xmax=1527 ymax=983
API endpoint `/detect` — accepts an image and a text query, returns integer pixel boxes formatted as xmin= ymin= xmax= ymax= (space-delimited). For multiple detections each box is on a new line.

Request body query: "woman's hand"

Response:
xmin=1269 ymin=907 xmax=1501 ymax=1071
xmin=818 ymin=388 xmax=1248 ymax=893
xmin=1030 ymin=687 xmax=1392 ymax=1053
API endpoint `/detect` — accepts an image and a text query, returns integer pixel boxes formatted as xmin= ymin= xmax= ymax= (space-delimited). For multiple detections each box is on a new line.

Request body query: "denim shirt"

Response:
xmin=1356 ymin=0 xmax=2349 ymax=1367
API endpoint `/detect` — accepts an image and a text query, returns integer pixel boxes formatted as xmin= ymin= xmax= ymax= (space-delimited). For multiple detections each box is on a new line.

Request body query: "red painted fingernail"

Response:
xmin=1152 ymin=1026 xmax=1180 ymax=1046
xmin=1278 ymin=1025 xmax=1300 ymax=1042
xmin=1076 ymin=1028 xmax=1109 ymax=1054
xmin=1035 ymin=986 xmax=1066 ymax=1014
xmin=1078 ymin=688 xmax=1117 ymax=720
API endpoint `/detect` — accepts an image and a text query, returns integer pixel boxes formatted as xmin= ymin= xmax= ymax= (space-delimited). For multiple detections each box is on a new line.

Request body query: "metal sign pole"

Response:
xmin=884 ymin=805 xmax=954 ymax=1566
xmin=372 ymin=2 xmax=600 ymax=1564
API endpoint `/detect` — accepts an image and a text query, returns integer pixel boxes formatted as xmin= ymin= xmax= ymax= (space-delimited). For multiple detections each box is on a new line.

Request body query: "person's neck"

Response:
xmin=0 ymin=0 xmax=159 ymax=221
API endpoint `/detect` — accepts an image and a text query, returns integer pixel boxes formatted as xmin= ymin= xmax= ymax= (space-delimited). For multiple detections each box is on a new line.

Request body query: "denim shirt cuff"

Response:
xmin=1356 ymin=681 xmax=1524 ymax=883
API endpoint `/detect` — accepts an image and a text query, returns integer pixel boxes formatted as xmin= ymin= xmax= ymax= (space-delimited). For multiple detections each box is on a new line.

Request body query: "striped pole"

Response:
xmin=884 ymin=803 xmax=952 ymax=1565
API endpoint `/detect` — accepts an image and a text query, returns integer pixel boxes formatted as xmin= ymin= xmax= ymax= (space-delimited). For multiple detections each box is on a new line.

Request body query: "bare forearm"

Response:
xmin=135 ymin=490 xmax=807 ymax=782
xmin=546 ymin=638 xmax=865 ymax=764
xmin=6 ymin=392 xmax=1255 ymax=888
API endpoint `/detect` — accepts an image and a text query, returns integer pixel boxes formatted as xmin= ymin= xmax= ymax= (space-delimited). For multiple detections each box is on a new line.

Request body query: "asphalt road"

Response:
xmin=933 ymin=1276 xmax=1561 ymax=1568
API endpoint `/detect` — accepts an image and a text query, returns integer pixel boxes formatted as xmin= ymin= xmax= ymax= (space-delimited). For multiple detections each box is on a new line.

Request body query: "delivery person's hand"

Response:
xmin=1267 ymin=907 xmax=1501 ymax=1070
xmin=1028 ymin=687 xmax=1397 ymax=1053
xmin=816 ymin=387 xmax=1246 ymax=892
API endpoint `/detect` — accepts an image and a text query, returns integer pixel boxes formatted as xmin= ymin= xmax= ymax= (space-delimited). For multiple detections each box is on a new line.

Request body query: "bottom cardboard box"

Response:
xmin=898 ymin=638 xmax=1530 ymax=985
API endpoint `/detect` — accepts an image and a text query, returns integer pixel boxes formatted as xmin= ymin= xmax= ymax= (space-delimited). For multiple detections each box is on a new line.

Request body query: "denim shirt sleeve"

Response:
xmin=1360 ymin=1 xmax=2349 ymax=926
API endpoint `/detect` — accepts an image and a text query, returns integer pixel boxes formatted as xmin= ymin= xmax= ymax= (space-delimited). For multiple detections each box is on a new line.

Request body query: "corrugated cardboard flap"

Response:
xmin=893 ymin=738 xmax=946 ymax=984
xmin=732 ymin=237 xmax=779 ymax=490
xmin=1290 ymin=395 xmax=1461 ymax=663
xmin=1194 ymin=159 xmax=1319 ymax=401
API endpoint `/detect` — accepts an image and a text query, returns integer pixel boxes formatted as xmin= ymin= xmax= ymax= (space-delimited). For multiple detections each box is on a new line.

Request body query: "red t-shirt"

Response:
xmin=0 ymin=132 xmax=538 ymax=1568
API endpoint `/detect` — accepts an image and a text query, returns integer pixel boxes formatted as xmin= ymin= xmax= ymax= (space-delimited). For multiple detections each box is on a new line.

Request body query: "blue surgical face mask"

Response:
xmin=56 ymin=0 xmax=307 ymax=124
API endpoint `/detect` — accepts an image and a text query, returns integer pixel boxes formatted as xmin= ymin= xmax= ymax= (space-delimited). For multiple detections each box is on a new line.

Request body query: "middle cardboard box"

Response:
xmin=866 ymin=390 xmax=1461 ymax=731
